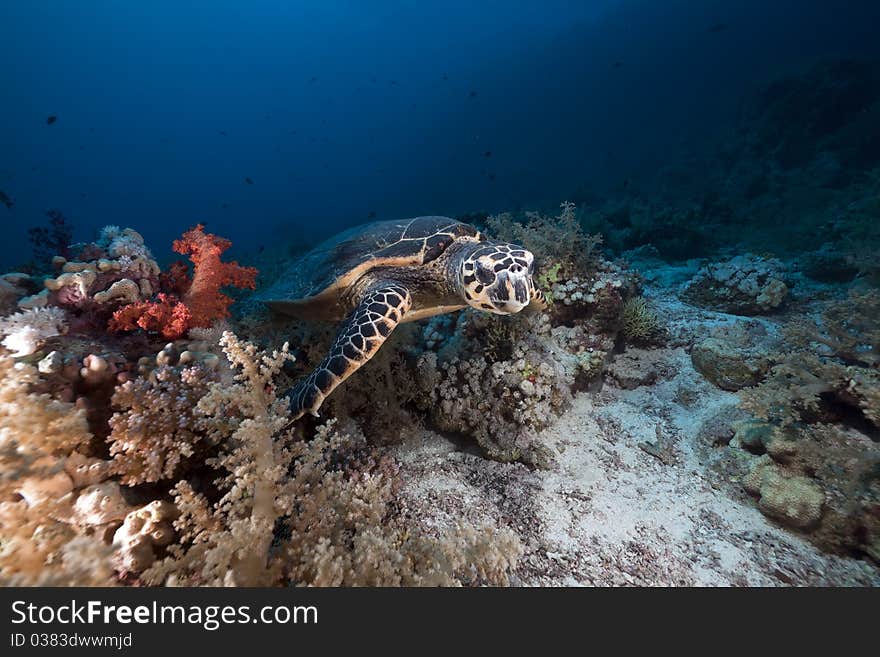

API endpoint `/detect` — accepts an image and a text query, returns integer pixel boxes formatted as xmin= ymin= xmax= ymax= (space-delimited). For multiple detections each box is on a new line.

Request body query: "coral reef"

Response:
xmin=487 ymin=201 xmax=602 ymax=282
xmin=2 ymin=127 xmax=878 ymax=590
xmin=111 ymin=224 xmax=257 ymax=340
xmin=681 ymin=254 xmax=789 ymax=315
xmin=108 ymin=355 xmax=220 ymax=485
xmin=691 ymin=320 xmax=776 ymax=392
xmin=0 ymin=307 xmax=68 ymax=357
xmin=732 ymin=291 xmax=880 ymax=559
xmin=413 ymin=312 xmax=575 ymax=467
xmin=171 ymin=224 xmax=258 ymax=328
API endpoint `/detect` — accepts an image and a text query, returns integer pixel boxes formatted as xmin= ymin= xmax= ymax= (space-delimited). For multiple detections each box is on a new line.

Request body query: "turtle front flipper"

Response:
xmin=529 ymin=285 xmax=548 ymax=311
xmin=287 ymin=282 xmax=412 ymax=421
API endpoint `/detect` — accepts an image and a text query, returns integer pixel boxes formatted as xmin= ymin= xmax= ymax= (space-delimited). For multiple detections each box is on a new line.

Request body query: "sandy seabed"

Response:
xmin=392 ymin=272 xmax=880 ymax=587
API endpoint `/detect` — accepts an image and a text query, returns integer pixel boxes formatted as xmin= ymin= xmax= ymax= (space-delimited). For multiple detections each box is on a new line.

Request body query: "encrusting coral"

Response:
xmin=681 ymin=254 xmax=790 ymax=315
xmin=733 ymin=290 xmax=880 ymax=558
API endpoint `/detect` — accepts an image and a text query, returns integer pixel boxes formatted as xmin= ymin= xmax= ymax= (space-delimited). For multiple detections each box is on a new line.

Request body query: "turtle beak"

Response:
xmin=490 ymin=271 xmax=530 ymax=313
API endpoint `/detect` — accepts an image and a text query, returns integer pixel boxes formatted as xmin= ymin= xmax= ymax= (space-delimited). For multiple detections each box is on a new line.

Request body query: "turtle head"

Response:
xmin=459 ymin=242 xmax=536 ymax=315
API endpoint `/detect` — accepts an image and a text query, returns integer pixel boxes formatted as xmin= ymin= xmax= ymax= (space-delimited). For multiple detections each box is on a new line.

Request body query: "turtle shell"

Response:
xmin=260 ymin=216 xmax=480 ymax=317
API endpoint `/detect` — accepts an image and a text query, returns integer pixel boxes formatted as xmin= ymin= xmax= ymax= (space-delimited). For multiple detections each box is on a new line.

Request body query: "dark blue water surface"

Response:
xmin=2 ymin=0 xmax=879 ymax=269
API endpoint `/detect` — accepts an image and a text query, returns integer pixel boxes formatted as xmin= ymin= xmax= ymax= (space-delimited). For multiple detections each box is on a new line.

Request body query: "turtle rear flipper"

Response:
xmin=287 ymin=282 xmax=412 ymax=420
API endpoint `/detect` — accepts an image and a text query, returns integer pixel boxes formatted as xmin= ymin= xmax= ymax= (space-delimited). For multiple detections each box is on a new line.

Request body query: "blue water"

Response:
xmin=2 ymin=0 xmax=879 ymax=269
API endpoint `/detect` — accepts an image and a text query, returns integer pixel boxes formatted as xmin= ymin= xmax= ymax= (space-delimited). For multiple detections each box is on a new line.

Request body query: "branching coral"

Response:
xmin=108 ymin=359 xmax=220 ymax=485
xmin=488 ymin=201 xmax=602 ymax=280
xmin=140 ymin=332 xmax=521 ymax=586
xmin=141 ymin=331 xmax=295 ymax=585
xmin=413 ymin=312 xmax=581 ymax=467
xmin=27 ymin=209 xmax=73 ymax=271
xmin=279 ymin=420 xmax=521 ymax=586
xmin=172 ymin=224 xmax=258 ymax=328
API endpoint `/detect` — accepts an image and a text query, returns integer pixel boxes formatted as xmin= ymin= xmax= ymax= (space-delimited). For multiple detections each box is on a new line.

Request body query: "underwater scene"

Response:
xmin=1 ymin=0 xmax=879 ymax=587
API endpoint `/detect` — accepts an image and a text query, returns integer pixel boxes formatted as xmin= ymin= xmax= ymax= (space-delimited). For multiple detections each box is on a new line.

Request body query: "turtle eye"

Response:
xmin=475 ymin=262 xmax=496 ymax=285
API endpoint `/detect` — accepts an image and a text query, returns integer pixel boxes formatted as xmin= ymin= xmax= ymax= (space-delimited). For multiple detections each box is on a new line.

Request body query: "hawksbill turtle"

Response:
xmin=260 ymin=215 xmax=546 ymax=420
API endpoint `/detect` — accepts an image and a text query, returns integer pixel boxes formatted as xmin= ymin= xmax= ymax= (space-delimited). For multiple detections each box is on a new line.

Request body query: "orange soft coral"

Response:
xmin=173 ymin=224 xmax=258 ymax=328
xmin=108 ymin=294 xmax=192 ymax=340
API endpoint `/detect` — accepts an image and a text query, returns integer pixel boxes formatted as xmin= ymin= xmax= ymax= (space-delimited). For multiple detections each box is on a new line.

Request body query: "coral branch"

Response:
xmin=108 ymin=294 xmax=192 ymax=340
xmin=173 ymin=225 xmax=257 ymax=328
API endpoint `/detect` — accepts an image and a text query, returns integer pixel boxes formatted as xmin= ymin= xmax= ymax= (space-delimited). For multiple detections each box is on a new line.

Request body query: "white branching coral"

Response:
xmin=0 ymin=307 xmax=68 ymax=357
xmin=144 ymin=331 xmax=294 ymax=586
xmin=140 ymin=331 xmax=522 ymax=587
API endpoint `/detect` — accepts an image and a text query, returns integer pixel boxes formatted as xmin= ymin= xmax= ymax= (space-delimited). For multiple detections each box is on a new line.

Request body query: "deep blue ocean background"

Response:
xmin=2 ymin=0 xmax=880 ymax=269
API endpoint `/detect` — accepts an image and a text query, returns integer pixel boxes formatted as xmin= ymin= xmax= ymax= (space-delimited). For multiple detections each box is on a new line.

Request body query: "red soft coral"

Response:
xmin=159 ymin=260 xmax=192 ymax=296
xmin=108 ymin=225 xmax=257 ymax=339
xmin=108 ymin=293 xmax=192 ymax=340
xmin=172 ymin=224 xmax=258 ymax=328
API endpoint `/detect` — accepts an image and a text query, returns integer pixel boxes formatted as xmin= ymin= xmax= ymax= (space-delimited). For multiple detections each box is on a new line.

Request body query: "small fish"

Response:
xmin=483 ymin=151 xmax=492 ymax=158
xmin=0 ymin=190 xmax=13 ymax=210
xmin=309 ymin=76 xmax=318 ymax=83
xmin=244 ymin=177 xmax=254 ymax=185
xmin=623 ymin=179 xmax=630 ymax=188
xmin=442 ymin=74 xmax=448 ymax=81
xmin=221 ymin=202 xmax=230 ymax=208
xmin=390 ymin=79 xmax=398 ymax=86
xmin=46 ymin=115 xmax=57 ymax=125
xmin=707 ymin=22 xmax=728 ymax=33
xmin=488 ymin=173 xmax=496 ymax=182
xmin=219 ymin=130 xmax=227 ymax=136
xmin=368 ymin=211 xmax=377 ymax=219
xmin=468 ymin=90 xmax=478 ymax=99
xmin=258 ymin=244 xmax=265 ymax=253
xmin=613 ymin=60 xmax=623 ymax=69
